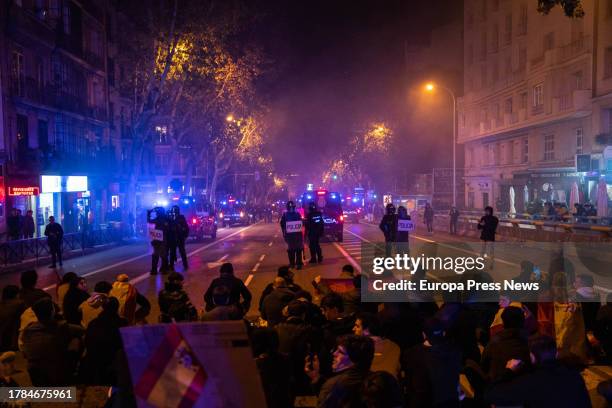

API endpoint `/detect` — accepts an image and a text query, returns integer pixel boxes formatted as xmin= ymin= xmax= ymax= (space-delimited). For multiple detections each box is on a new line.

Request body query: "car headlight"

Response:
xmin=240 ymin=211 xmax=245 ymax=217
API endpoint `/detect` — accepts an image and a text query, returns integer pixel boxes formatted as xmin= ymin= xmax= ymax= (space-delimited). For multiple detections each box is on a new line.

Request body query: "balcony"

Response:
xmin=504 ymin=112 xmax=519 ymax=126
xmin=553 ymin=89 xmax=591 ymax=114
xmin=555 ymin=36 xmax=591 ymax=64
xmin=83 ymin=50 xmax=105 ymax=70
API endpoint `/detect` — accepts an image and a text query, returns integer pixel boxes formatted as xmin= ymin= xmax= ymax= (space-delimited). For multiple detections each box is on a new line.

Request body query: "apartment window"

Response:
xmin=505 ymin=56 xmax=512 ymax=75
xmin=518 ymin=47 xmax=527 ymax=70
xmin=505 ymin=97 xmax=513 ymax=114
xmin=492 ymin=0 xmax=500 ymax=12
xmin=572 ymin=70 xmax=584 ymax=90
xmin=543 ymin=32 xmax=555 ymax=52
xmin=494 ymin=143 xmax=501 ymax=164
xmin=38 ymin=119 xmax=48 ymax=150
xmin=504 ymin=14 xmax=512 ymax=44
xmin=467 ymin=44 xmax=474 ymax=65
xmin=507 ymin=141 xmax=514 ymax=164
xmin=35 ymin=56 xmax=45 ymax=88
xmin=16 ymin=114 xmax=28 ymax=153
xmin=518 ymin=4 xmax=528 ymax=35
xmin=520 ymin=92 xmax=528 ymax=109
xmin=533 ymin=84 xmax=544 ymax=107
xmin=491 ymin=25 xmax=499 ymax=53
xmin=605 ymin=47 xmax=612 ymax=78
xmin=489 ymin=144 xmax=495 ymax=165
xmin=492 ymin=61 xmax=499 ymax=83
xmin=482 ymin=192 xmax=489 ymax=209
xmin=576 ymin=128 xmax=584 ymax=154
xmin=11 ymin=51 xmax=25 ymax=97
xmin=522 ymin=138 xmax=529 ymax=163
xmin=494 ymin=103 xmax=501 ymax=121
xmin=468 ymin=192 xmax=475 ymax=209
xmin=544 ymin=134 xmax=555 ymax=161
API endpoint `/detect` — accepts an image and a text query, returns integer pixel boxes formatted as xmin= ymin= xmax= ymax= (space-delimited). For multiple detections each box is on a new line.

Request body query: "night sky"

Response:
xmin=254 ymin=0 xmax=463 ymax=186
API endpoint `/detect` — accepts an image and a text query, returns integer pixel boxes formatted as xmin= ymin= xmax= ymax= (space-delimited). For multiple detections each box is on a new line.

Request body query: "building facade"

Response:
xmin=0 ymin=0 xmax=119 ymax=237
xmin=459 ymin=0 xmax=612 ymax=213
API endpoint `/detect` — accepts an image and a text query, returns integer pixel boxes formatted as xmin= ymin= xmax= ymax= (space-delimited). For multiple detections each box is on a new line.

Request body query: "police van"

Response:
xmin=300 ymin=189 xmax=344 ymax=242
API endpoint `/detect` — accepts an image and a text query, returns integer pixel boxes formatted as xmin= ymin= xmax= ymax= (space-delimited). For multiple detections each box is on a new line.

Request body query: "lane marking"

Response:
xmin=245 ymin=274 xmax=254 ymax=286
xmin=217 ymin=254 xmax=229 ymax=262
xmin=259 ymin=254 xmax=266 ymax=262
xmin=44 ymin=224 xmax=256 ymax=291
xmin=252 ymin=263 xmax=260 ymax=272
xmin=333 ymin=242 xmax=361 ymax=272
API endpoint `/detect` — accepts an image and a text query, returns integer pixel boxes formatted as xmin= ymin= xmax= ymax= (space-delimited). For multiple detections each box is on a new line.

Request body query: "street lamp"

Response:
xmin=226 ymin=114 xmax=234 ymax=122
xmin=424 ymin=82 xmax=457 ymax=207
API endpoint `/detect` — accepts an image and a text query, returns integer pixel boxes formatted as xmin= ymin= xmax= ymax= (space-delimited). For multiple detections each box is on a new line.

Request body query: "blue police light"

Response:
xmin=183 ymin=199 xmax=190 ymax=204
xmin=307 ymin=195 xmax=312 ymax=200
xmin=352 ymin=198 xmax=358 ymax=202
xmin=373 ymin=194 xmax=377 ymax=199
xmin=221 ymin=201 xmax=227 ymax=205
xmin=331 ymin=194 xmax=336 ymax=199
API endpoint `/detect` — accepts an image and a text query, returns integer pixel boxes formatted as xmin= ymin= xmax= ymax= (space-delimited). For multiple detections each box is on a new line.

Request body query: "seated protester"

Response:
xmin=158 ymin=272 xmax=197 ymax=323
xmin=481 ymin=306 xmax=531 ymax=381
xmin=110 ymin=274 xmax=151 ymax=325
xmin=18 ymin=270 xmax=50 ymax=308
xmin=312 ymin=268 xmax=364 ymax=315
xmin=79 ymin=281 xmax=112 ymax=328
xmin=402 ymin=318 xmax=462 ymax=408
xmin=56 ymin=272 xmax=78 ymax=314
xmin=353 ymin=313 xmax=401 ymax=378
xmin=294 ymin=290 xmax=326 ymax=327
xmin=594 ymin=293 xmax=612 ymax=362
xmin=362 ymin=371 xmax=404 ymax=408
xmin=201 ymin=286 xmax=243 ymax=321
xmin=21 ymin=298 xmax=84 ymax=386
xmin=81 ymin=297 xmax=128 ymax=385
xmin=258 ymin=266 xmax=303 ymax=313
xmin=62 ymin=277 xmax=89 ymax=325
xmin=251 ymin=328 xmax=294 ymax=408
xmin=0 ymin=285 xmax=25 ymax=351
xmin=485 ymin=335 xmax=591 ymax=408
xmin=276 ymin=300 xmax=322 ymax=394
xmin=339 ymin=264 xmax=355 ymax=279
xmin=574 ymin=274 xmax=600 ymax=334
xmin=490 ymin=292 xmax=537 ymax=337
xmin=261 ymin=277 xmax=296 ymax=326
xmin=0 ymin=351 xmax=19 ymax=386
xmin=204 ymin=263 xmax=252 ymax=316
xmin=305 ymin=335 xmax=375 ymax=408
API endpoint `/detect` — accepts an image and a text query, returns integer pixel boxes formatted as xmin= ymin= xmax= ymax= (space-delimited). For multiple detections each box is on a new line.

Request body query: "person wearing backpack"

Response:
xmin=158 ymin=272 xmax=197 ymax=323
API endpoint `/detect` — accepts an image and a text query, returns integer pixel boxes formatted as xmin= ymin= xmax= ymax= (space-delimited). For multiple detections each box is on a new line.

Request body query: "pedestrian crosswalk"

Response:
xmin=334 ymin=231 xmax=380 ymax=272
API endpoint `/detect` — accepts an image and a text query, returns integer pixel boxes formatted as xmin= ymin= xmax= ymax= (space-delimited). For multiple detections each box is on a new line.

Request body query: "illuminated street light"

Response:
xmin=423 ymin=81 xmax=457 ymax=207
xmin=226 ymin=114 xmax=234 ymax=122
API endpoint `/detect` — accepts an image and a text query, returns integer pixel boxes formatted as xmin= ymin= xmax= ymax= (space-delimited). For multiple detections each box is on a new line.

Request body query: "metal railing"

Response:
xmin=0 ymin=226 xmax=126 ymax=267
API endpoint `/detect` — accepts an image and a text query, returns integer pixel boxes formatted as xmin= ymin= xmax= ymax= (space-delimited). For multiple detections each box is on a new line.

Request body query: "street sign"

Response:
xmin=398 ymin=219 xmax=415 ymax=232
xmin=285 ymin=220 xmax=302 ymax=233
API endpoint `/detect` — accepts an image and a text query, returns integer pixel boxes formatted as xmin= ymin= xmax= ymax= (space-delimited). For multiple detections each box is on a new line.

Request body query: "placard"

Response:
xmin=285 ymin=220 xmax=302 ymax=233
xmin=147 ymin=224 xmax=163 ymax=241
xmin=398 ymin=219 xmax=415 ymax=232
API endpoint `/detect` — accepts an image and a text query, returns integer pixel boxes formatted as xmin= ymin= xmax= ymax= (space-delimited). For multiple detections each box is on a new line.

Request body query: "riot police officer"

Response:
xmin=169 ymin=205 xmax=189 ymax=270
xmin=379 ymin=203 xmax=397 ymax=257
xmin=305 ymin=202 xmax=324 ymax=264
xmin=280 ymin=201 xmax=304 ymax=269
xmin=148 ymin=207 xmax=170 ymax=275
xmin=396 ymin=205 xmax=411 ymax=255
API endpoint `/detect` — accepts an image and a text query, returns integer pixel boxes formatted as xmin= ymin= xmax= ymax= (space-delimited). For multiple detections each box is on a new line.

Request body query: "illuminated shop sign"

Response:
xmin=41 ymin=175 xmax=88 ymax=193
xmin=8 ymin=186 xmax=40 ymax=196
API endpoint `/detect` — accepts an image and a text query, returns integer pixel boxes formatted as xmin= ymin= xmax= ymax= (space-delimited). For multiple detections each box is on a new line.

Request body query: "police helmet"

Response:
xmin=385 ymin=203 xmax=396 ymax=215
xmin=286 ymin=201 xmax=296 ymax=211
xmin=172 ymin=205 xmax=180 ymax=215
xmin=398 ymin=206 xmax=407 ymax=216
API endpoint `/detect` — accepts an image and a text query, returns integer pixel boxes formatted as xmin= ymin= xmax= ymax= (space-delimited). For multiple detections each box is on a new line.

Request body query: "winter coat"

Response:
xmin=379 ymin=214 xmax=397 ymax=242
xmin=317 ymin=367 xmax=370 ymax=408
xmin=481 ymin=328 xmax=531 ymax=381
xmin=305 ymin=210 xmax=325 ymax=239
xmin=485 ymin=361 xmax=591 ymax=408
xmin=63 ymin=288 xmax=89 ymax=325
xmin=158 ymin=283 xmax=197 ymax=322
xmin=79 ymin=293 xmax=108 ymax=328
xmin=0 ymin=299 xmax=25 ymax=351
xmin=478 ymin=214 xmax=499 ymax=241
xmin=44 ymin=222 xmax=63 ymax=245
xmin=204 ymin=275 xmax=252 ymax=313
xmin=261 ymin=287 xmax=296 ymax=326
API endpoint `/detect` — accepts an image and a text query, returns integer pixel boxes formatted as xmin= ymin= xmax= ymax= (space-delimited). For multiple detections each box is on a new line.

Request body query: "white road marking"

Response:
xmin=252 ymin=263 xmax=260 ymax=272
xmin=245 ymin=274 xmax=254 ymax=286
xmin=44 ymin=224 xmax=255 ymax=292
xmin=333 ymin=242 xmax=361 ymax=272
xmin=259 ymin=254 xmax=266 ymax=262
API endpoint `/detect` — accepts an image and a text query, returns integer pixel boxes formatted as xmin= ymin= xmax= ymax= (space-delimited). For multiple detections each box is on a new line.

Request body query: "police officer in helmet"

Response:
xmin=305 ymin=201 xmax=324 ymax=264
xmin=280 ymin=200 xmax=304 ymax=269
xmin=168 ymin=205 xmax=189 ymax=270
xmin=148 ymin=207 xmax=170 ymax=275
xmin=379 ymin=203 xmax=397 ymax=257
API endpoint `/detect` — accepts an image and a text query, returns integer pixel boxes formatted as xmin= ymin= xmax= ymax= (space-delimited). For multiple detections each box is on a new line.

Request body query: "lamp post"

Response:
xmin=425 ymin=82 xmax=457 ymax=207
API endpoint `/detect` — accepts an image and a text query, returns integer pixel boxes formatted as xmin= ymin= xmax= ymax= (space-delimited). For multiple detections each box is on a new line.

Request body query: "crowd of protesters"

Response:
xmin=1 ymin=256 xmax=611 ymax=407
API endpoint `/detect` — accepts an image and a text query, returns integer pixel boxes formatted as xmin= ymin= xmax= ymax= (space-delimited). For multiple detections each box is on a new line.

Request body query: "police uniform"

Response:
xmin=306 ymin=206 xmax=325 ymax=263
xmin=280 ymin=203 xmax=304 ymax=269
xmin=169 ymin=208 xmax=189 ymax=270
xmin=149 ymin=209 xmax=170 ymax=275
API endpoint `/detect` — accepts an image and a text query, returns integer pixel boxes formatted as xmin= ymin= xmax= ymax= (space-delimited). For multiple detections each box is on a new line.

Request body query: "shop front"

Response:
xmin=511 ymin=168 xmax=580 ymax=213
xmin=40 ymin=175 xmax=90 ymax=234
xmin=5 ymin=176 xmax=41 ymax=237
